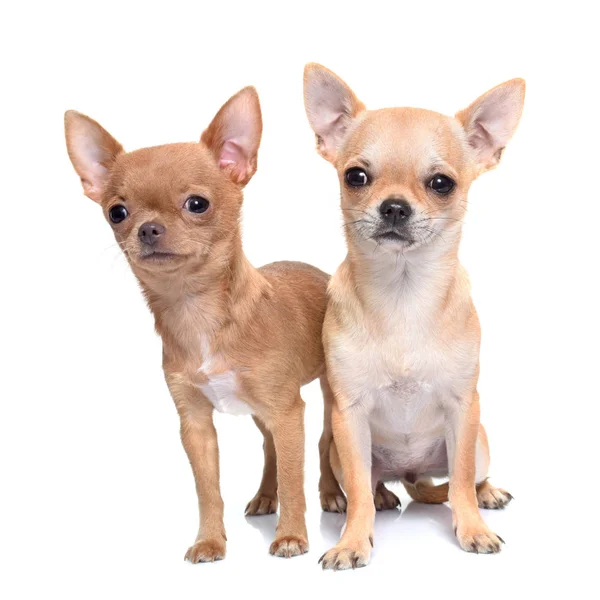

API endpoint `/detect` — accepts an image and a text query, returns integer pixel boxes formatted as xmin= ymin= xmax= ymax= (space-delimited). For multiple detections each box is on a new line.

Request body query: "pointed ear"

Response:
xmin=64 ymin=111 xmax=123 ymax=203
xmin=303 ymin=63 xmax=365 ymax=164
xmin=456 ymin=79 xmax=525 ymax=173
xmin=200 ymin=86 xmax=262 ymax=186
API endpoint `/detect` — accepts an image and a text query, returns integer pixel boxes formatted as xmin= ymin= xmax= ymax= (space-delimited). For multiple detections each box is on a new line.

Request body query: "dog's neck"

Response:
xmin=132 ymin=232 xmax=269 ymax=361
xmin=349 ymin=230 xmax=463 ymax=327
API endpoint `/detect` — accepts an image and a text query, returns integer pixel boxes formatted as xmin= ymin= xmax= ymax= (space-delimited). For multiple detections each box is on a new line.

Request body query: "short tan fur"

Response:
xmin=304 ymin=63 xmax=524 ymax=569
xmin=65 ymin=87 xmax=338 ymax=561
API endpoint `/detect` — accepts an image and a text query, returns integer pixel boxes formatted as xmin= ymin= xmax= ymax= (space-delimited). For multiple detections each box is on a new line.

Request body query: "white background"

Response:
xmin=1 ymin=1 xmax=598 ymax=598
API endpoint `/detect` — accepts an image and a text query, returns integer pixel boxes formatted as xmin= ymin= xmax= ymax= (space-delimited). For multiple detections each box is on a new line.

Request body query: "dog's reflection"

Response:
xmin=319 ymin=498 xmax=455 ymax=547
xmin=244 ymin=513 xmax=278 ymax=545
xmin=244 ymin=498 xmax=456 ymax=553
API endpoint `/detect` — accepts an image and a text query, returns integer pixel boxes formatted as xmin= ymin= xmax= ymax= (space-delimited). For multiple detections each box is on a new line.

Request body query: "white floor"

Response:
xmin=2 ymin=376 xmax=581 ymax=599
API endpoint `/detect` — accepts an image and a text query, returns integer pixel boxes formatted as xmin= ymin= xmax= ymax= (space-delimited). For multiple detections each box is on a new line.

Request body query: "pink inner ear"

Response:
xmin=218 ymin=139 xmax=248 ymax=181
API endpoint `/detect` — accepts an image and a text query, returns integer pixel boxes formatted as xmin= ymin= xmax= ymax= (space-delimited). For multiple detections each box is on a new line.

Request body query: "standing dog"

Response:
xmin=304 ymin=64 xmax=525 ymax=568
xmin=65 ymin=87 xmax=335 ymax=561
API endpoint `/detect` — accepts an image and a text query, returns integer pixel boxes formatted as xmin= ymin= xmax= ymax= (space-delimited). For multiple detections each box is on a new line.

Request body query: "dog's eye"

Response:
xmin=428 ymin=174 xmax=455 ymax=195
xmin=345 ymin=168 xmax=369 ymax=187
xmin=109 ymin=204 xmax=128 ymax=223
xmin=185 ymin=195 xmax=210 ymax=214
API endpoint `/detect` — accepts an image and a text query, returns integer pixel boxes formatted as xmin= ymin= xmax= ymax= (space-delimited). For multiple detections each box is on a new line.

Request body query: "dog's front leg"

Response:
xmin=319 ymin=400 xmax=375 ymax=570
xmin=167 ymin=377 xmax=226 ymax=563
xmin=266 ymin=396 xmax=308 ymax=558
xmin=445 ymin=389 xmax=503 ymax=553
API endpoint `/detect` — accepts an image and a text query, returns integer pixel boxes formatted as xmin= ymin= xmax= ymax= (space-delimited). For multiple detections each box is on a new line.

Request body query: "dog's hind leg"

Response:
xmin=319 ymin=374 xmax=348 ymax=513
xmin=476 ymin=479 xmax=513 ymax=509
xmin=474 ymin=425 xmax=513 ymax=509
xmin=245 ymin=416 xmax=278 ymax=516
xmin=403 ymin=426 xmax=512 ymax=509
xmin=374 ymin=481 xmax=401 ymax=511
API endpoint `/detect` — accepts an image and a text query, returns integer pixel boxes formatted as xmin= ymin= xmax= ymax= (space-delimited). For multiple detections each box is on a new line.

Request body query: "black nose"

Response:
xmin=379 ymin=199 xmax=412 ymax=225
xmin=138 ymin=222 xmax=165 ymax=246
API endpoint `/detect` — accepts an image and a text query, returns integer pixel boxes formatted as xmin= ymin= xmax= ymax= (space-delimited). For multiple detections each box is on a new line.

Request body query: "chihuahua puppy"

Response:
xmin=304 ymin=64 xmax=525 ymax=568
xmin=64 ymin=87 xmax=336 ymax=561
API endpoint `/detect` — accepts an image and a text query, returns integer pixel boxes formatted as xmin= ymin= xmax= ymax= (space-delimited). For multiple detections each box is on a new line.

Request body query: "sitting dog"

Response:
xmin=303 ymin=64 xmax=525 ymax=568
xmin=65 ymin=87 xmax=336 ymax=561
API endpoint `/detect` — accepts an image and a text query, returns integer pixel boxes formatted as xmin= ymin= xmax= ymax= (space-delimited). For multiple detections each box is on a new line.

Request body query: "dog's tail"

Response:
xmin=403 ymin=479 xmax=449 ymax=504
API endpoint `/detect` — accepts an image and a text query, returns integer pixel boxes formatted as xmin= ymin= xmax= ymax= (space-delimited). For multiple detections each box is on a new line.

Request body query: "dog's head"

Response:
xmin=304 ymin=64 xmax=525 ymax=254
xmin=65 ymin=87 xmax=262 ymax=277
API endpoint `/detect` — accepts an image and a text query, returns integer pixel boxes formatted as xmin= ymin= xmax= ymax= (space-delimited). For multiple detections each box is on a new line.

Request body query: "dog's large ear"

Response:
xmin=64 ymin=111 xmax=123 ymax=203
xmin=303 ymin=63 xmax=365 ymax=164
xmin=456 ymin=79 xmax=525 ymax=173
xmin=201 ymin=86 xmax=262 ymax=187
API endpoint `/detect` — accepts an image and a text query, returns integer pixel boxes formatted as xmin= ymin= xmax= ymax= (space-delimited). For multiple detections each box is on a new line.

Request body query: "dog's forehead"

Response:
xmin=344 ymin=107 xmax=468 ymax=169
xmin=110 ymin=143 xmax=218 ymax=194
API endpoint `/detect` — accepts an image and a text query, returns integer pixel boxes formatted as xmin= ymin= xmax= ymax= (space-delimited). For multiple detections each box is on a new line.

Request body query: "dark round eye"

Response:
xmin=345 ymin=168 xmax=369 ymax=187
xmin=109 ymin=204 xmax=128 ymax=223
xmin=429 ymin=174 xmax=455 ymax=195
xmin=185 ymin=195 xmax=210 ymax=214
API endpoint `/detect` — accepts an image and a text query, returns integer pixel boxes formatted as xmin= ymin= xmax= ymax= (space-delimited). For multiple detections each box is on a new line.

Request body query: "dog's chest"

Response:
xmin=332 ymin=324 xmax=448 ymax=442
xmin=371 ymin=374 xmax=440 ymax=432
xmin=335 ymin=325 xmax=439 ymax=396
xmin=196 ymin=371 xmax=253 ymax=416
xmin=192 ymin=336 xmax=253 ymax=416
xmin=368 ymin=360 xmax=447 ymax=471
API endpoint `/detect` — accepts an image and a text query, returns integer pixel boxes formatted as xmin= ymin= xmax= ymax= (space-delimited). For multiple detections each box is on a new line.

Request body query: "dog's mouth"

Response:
xmin=372 ymin=230 xmax=414 ymax=246
xmin=137 ymin=250 xmax=188 ymax=264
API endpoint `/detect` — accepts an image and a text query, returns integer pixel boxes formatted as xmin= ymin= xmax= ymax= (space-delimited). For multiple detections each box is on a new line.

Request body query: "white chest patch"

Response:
xmin=197 ymin=370 xmax=253 ymax=416
xmin=195 ymin=336 xmax=253 ymax=416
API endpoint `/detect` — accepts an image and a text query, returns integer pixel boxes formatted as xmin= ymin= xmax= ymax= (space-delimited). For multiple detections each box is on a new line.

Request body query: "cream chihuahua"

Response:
xmin=304 ymin=64 xmax=525 ymax=568
xmin=64 ymin=87 xmax=339 ymax=561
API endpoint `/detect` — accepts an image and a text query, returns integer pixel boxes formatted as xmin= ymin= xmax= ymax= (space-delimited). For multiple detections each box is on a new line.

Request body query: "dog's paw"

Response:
xmin=455 ymin=524 xmax=504 ymax=554
xmin=320 ymin=489 xmax=347 ymax=513
xmin=477 ymin=483 xmax=513 ymax=510
xmin=374 ymin=483 xmax=401 ymax=511
xmin=318 ymin=537 xmax=372 ymax=570
xmin=245 ymin=493 xmax=278 ymax=516
xmin=185 ymin=538 xmax=226 ymax=563
xmin=269 ymin=535 xmax=309 ymax=558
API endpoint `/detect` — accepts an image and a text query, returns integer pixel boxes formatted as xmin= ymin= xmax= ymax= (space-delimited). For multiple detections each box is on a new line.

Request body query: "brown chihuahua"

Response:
xmin=64 ymin=87 xmax=337 ymax=561
xmin=304 ymin=64 xmax=525 ymax=568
